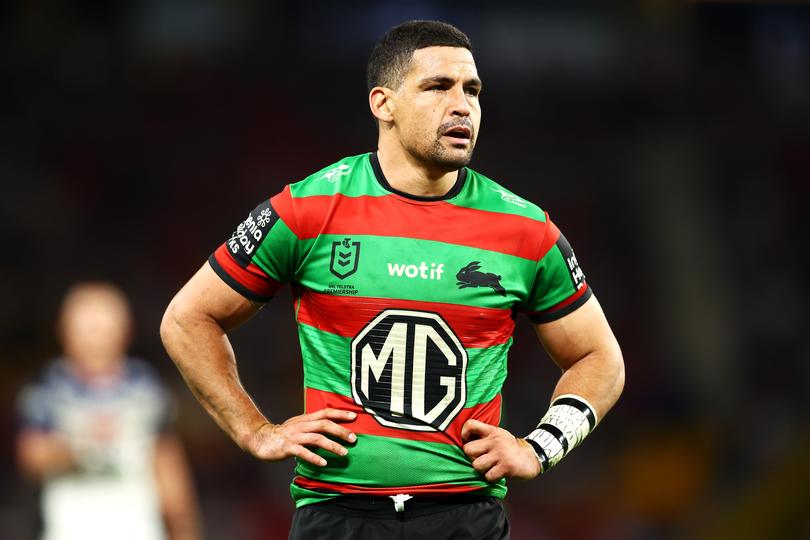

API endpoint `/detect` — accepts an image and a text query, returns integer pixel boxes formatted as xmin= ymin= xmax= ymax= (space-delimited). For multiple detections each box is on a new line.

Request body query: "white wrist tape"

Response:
xmin=524 ymin=394 xmax=597 ymax=473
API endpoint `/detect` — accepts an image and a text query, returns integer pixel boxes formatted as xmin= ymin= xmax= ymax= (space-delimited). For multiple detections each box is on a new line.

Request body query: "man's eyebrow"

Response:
xmin=418 ymin=75 xmax=483 ymax=87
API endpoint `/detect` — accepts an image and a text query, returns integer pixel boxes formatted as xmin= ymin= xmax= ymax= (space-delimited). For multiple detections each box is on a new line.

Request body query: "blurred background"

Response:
xmin=2 ymin=1 xmax=809 ymax=538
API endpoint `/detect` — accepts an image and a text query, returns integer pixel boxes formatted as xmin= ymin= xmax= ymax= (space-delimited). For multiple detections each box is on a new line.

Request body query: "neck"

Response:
xmin=376 ymin=144 xmax=459 ymax=198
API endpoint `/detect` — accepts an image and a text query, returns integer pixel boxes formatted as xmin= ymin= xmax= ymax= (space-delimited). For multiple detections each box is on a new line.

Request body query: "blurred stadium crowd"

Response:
xmin=1 ymin=1 xmax=808 ymax=538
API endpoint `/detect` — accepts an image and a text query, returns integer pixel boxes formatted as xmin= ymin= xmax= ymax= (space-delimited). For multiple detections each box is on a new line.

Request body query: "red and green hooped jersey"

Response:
xmin=209 ymin=153 xmax=592 ymax=507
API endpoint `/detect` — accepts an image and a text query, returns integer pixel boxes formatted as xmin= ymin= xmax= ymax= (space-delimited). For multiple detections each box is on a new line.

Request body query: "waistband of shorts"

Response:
xmin=306 ymin=494 xmax=497 ymax=518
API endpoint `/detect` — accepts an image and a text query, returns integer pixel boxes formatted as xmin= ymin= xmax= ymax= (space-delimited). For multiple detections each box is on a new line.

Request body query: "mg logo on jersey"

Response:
xmin=351 ymin=309 xmax=467 ymax=432
xmin=330 ymin=238 xmax=360 ymax=279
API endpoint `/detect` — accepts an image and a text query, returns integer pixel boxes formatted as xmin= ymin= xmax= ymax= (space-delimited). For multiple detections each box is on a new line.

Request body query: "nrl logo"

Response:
xmin=330 ymin=238 xmax=361 ymax=279
xmin=456 ymin=261 xmax=506 ymax=296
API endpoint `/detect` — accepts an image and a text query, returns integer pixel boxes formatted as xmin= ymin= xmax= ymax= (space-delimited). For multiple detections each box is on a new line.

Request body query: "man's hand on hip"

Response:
xmin=461 ymin=419 xmax=541 ymax=482
xmin=245 ymin=408 xmax=357 ymax=467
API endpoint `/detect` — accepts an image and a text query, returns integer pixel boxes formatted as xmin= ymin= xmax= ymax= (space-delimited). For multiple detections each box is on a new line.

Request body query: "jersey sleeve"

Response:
xmin=521 ymin=216 xmax=593 ymax=323
xmin=208 ymin=189 xmax=299 ymax=302
xmin=16 ymin=383 xmax=53 ymax=431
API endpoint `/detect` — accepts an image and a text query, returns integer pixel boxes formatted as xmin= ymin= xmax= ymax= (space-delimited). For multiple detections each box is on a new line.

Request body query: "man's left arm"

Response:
xmin=462 ymin=294 xmax=624 ymax=481
xmin=154 ymin=433 xmax=204 ymax=540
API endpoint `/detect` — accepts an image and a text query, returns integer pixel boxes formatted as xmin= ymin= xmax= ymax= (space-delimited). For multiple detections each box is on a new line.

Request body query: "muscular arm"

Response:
xmin=535 ymin=294 xmax=625 ymax=421
xmin=160 ymin=263 xmax=266 ymax=448
xmin=160 ymin=263 xmax=355 ymax=466
xmin=463 ymin=294 xmax=624 ymax=481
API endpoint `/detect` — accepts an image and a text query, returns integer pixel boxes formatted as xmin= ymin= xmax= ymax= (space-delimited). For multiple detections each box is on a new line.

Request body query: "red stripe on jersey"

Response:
xmin=537 ymin=213 xmax=561 ymax=260
xmin=274 ymin=192 xmax=547 ymax=261
xmin=296 ymin=289 xmax=515 ymax=348
xmin=212 ymin=245 xmax=282 ymax=298
xmin=270 ymin=186 xmax=298 ymax=233
xmin=293 ymin=476 xmax=485 ymax=496
xmin=305 ymin=387 xmax=502 ymax=447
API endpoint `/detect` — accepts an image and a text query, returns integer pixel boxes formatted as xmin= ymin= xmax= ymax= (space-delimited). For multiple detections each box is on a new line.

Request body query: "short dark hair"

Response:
xmin=367 ymin=20 xmax=473 ymax=92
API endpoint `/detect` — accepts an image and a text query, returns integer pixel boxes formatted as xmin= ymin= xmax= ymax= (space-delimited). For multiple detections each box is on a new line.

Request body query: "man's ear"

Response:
xmin=369 ymin=87 xmax=395 ymax=124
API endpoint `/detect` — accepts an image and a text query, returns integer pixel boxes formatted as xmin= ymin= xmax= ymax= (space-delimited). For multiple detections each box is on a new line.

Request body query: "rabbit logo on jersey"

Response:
xmin=456 ymin=261 xmax=506 ymax=296
xmin=227 ymin=200 xmax=277 ymax=267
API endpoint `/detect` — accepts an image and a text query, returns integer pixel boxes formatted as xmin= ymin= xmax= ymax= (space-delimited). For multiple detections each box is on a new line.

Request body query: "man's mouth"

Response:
xmin=442 ymin=125 xmax=472 ymax=142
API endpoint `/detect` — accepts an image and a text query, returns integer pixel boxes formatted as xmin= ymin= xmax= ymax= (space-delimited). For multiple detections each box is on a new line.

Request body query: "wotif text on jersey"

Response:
xmin=387 ymin=262 xmax=444 ymax=280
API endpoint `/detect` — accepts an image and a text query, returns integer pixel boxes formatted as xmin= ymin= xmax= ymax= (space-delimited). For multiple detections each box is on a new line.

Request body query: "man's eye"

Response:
xmin=465 ymin=88 xmax=480 ymax=97
xmin=429 ymin=85 xmax=445 ymax=91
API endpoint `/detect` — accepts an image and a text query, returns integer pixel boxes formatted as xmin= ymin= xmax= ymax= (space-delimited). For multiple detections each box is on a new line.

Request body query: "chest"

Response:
xmin=296 ymin=233 xmax=533 ymax=310
xmin=50 ymin=387 xmax=161 ymax=441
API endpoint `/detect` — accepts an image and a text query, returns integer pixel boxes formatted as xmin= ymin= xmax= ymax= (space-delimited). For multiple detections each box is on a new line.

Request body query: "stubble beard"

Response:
xmin=399 ymin=120 xmax=478 ymax=172
xmin=425 ymin=137 xmax=475 ymax=171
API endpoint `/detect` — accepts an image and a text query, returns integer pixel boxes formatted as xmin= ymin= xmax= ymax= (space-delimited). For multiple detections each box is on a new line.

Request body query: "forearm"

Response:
xmin=17 ymin=430 xmax=77 ymax=478
xmin=550 ymin=345 xmax=625 ymax=423
xmin=521 ymin=349 xmax=624 ymax=473
xmin=527 ymin=297 xmax=625 ymax=474
xmin=161 ymin=264 xmax=357 ymax=468
xmin=160 ymin=305 xmax=267 ymax=449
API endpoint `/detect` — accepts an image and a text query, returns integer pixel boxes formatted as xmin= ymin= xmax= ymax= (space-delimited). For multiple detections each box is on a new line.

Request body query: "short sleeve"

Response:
xmin=522 ymin=217 xmax=593 ymax=323
xmin=17 ymin=383 xmax=53 ymax=431
xmin=208 ymin=189 xmax=300 ymax=302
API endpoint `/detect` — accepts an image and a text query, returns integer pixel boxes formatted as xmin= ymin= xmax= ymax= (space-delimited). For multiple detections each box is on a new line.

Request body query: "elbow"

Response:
xmin=159 ymin=302 xmax=177 ymax=350
xmin=611 ymin=344 xmax=626 ymax=402
xmin=615 ymin=356 xmax=626 ymax=399
xmin=160 ymin=297 xmax=188 ymax=358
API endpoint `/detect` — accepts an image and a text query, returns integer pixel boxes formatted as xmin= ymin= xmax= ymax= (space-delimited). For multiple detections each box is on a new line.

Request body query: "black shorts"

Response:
xmin=288 ymin=495 xmax=509 ymax=540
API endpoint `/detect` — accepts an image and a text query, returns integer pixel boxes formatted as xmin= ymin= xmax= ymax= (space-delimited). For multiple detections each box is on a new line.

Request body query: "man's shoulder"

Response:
xmin=27 ymin=358 xmax=72 ymax=390
xmin=461 ymin=168 xmax=547 ymax=223
xmin=287 ymin=153 xmax=378 ymax=199
xmin=16 ymin=359 xmax=72 ymax=422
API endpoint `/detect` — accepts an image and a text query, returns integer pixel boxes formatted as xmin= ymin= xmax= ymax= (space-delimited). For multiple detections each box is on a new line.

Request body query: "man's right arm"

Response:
xmin=16 ymin=429 xmax=76 ymax=478
xmin=160 ymin=262 xmax=356 ymax=466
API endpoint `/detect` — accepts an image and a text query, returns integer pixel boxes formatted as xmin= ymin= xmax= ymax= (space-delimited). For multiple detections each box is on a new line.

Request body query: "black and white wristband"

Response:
xmin=523 ymin=394 xmax=598 ymax=474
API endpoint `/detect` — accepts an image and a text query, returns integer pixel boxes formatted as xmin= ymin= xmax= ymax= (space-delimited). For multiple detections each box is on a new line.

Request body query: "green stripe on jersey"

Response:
xmin=524 ymin=243 xmax=580 ymax=312
xmin=448 ymin=168 xmax=548 ymax=221
xmin=252 ymin=217 xmax=298 ymax=283
xmin=288 ymin=154 xmax=388 ymax=199
xmin=298 ymin=323 xmax=510 ymax=407
xmin=299 ymin=324 xmax=352 ymax=397
xmin=295 ymin=235 xmax=538 ymax=307
xmin=289 ymin=484 xmax=343 ymax=507
xmin=294 ymin=433 xmax=507 ymax=500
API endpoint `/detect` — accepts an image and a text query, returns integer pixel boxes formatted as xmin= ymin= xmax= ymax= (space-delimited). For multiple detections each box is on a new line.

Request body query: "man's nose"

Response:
xmin=449 ymin=86 xmax=471 ymax=117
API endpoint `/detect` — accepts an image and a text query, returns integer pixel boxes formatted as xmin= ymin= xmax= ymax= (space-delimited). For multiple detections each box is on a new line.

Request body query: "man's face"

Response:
xmin=60 ymin=290 xmax=130 ymax=373
xmin=390 ymin=46 xmax=482 ymax=171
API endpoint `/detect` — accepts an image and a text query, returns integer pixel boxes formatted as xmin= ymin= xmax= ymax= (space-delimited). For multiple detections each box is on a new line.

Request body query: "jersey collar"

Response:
xmin=369 ymin=152 xmax=467 ymax=202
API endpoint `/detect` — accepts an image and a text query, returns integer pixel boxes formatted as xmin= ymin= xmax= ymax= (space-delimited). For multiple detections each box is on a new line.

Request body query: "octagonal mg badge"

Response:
xmin=351 ymin=309 xmax=468 ymax=432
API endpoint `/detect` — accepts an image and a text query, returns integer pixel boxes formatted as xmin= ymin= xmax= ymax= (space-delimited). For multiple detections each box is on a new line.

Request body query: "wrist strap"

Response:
xmin=524 ymin=394 xmax=597 ymax=474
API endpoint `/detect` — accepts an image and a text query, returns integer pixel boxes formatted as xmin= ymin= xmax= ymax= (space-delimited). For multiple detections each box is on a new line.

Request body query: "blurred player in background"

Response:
xmin=162 ymin=20 xmax=623 ymax=539
xmin=16 ymin=283 xmax=203 ymax=540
